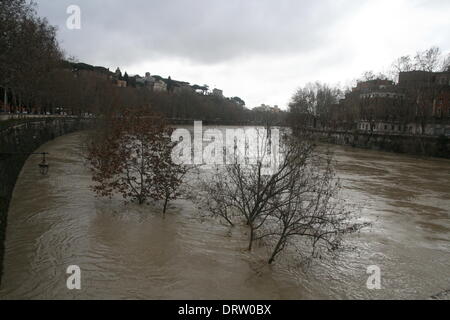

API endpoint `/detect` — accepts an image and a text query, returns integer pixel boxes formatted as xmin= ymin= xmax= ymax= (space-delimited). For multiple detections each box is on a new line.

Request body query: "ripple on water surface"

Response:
xmin=0 ymin=131 xmax=449 ymax=299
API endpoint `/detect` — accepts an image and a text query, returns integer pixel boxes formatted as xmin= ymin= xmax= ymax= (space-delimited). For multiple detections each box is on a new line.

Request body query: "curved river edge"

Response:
xmin=0 ymin=118 xmax=92 ymax=284
xmin=0 ymin=130 xmax=449 ymax=299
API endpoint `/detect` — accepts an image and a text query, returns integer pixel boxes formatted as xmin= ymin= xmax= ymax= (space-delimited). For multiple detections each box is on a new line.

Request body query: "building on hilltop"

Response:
xmin=173 ymin=81 xmax=192 ymax=94
xmin=253 ymin=104 xmax=281 ymax=113
xmin=115 ymin=79 xmax=127 ymax=88
xmin=112 ymin=67 xmax=127 ymax=88
xmin=192 ymin=84 xmax=209 ymax=95
xmin=136 ymin=72 xmax=155 ymax=90
xmin=153 ymin=79 xmax=167 ymax=92
xmin=212 ymin=89 xmax=223 ymax=97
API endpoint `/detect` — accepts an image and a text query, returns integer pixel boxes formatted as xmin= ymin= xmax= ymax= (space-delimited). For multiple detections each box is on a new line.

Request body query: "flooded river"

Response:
xmin=0 ymin=130 xmax=449 ymax=299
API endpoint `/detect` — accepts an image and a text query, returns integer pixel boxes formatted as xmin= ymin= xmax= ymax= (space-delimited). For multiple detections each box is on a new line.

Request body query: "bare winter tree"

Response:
xmin=199 ymin=130 xmax=365 ymax=263
xmin=389 ymin=47 xmax=449 ymax=82
xmin=199 ymin=129 xmax=288 ymax=251
xmin=360 ymin=71 xmax=377 ymax=81
xmin=442 ymin=54 xmax=450 ymax=72
xmin=199 ymin=171 xmax=237 ymax=226
xmin=262 ymin=149 xmax=366 ymax=264
xmin=414 ymin=47 xmax=442 ymax=72
xmin=152 ymin=140 xmax=189 ymax=216
xmin=289 ymin=82 xmax=341 ymax=130
xmin=392 ymin=56 xmax=414 ymax=74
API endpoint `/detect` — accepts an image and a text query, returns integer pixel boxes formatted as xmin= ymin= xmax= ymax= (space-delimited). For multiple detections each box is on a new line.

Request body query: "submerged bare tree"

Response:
xmin=152 ymin=141 xmax=189 ymax=216
xmin=263 ymin=150 xmax=366 ymax=264
xmin=199 ymin=130 xmax=365 ymax=264
xmin=443 ymin=54 xmax=450 ymax=71
xmin=289 ymin=82 xmax=342 ymax=130
xmin=199 ymin=129 xmax=285 ymax=250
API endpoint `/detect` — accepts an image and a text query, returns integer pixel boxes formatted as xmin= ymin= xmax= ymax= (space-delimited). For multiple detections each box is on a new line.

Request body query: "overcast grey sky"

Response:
xmin=35 ymin=0 xmax=450 ymax=109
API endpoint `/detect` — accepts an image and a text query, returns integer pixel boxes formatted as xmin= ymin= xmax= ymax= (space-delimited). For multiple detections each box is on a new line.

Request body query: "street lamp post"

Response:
xmin=38 ymin=152 xmax=49 ymax=175
xmin=0 ymin=152 xmax=50 ymax=175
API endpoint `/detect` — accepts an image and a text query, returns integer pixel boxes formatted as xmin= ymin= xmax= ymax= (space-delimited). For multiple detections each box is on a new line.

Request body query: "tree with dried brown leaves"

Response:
xmin=87 ymin=107 xmax=187 ymax=213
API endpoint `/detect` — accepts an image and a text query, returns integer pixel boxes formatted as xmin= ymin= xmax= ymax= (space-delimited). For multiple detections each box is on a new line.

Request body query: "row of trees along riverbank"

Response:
xmin=288 ymin=47 xmax=450 ymax=137
xmin=0 ymin=0 xmax=286 ymax=127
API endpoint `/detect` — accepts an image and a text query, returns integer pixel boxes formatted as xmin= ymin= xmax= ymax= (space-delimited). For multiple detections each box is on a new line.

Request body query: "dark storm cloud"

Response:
xmin=35 ymin=0 xmax=363 ymax=66
xmin=33 ymin=0 xmax=450 ymax=108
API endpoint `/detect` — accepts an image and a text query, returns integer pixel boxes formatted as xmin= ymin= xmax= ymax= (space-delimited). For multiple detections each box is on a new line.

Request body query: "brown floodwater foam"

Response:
xmin=0 ymin=130 xmax=449 ymax=299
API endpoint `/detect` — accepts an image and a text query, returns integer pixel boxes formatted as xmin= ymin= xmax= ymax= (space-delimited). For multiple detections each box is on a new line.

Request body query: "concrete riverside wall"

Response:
xmin=0 ymin=118 xmax=92 ymax=284
xmin=309 ymin=129 xmax=450 ymax=158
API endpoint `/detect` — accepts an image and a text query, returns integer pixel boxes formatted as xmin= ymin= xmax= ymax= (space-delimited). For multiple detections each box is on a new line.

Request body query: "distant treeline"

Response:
xmin=0 ymin=0 xmax=286 ymax=126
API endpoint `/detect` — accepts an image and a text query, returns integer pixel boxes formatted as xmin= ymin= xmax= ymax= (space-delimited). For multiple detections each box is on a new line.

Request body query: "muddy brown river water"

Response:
xmin=0 ymin=130 xmax=449 ymax=299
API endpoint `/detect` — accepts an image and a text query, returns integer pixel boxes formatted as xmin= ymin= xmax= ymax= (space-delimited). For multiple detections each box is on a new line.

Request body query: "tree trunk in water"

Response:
xmin=248 ymin=226 xmax=254 ymax=251
xmin=268 ymin=236 xmax=285 ymax=265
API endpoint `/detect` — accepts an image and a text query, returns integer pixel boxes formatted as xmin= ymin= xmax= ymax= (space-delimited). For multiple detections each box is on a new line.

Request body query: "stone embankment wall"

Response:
xmin=310 ymin=130 xmax=450 ymax=158
xmin=0 ymin=118 xmax=92 ymax=283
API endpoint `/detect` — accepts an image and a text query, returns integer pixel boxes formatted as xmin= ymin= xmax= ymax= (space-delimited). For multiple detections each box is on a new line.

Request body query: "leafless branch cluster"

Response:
xmin=87 ymin=107 xmax=189 ymax=215
xmin=198 ymin=131 xmax=366 ymax=264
